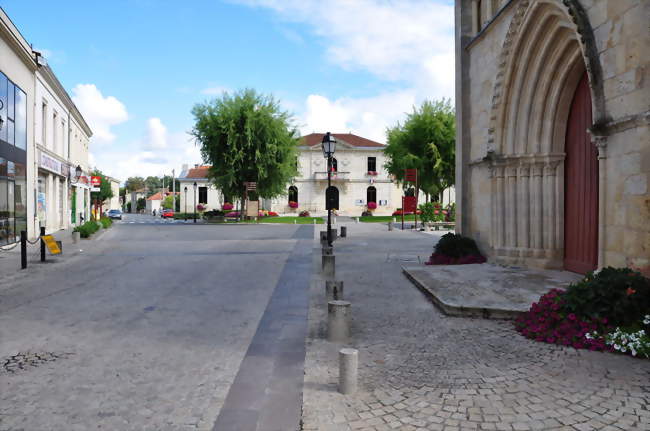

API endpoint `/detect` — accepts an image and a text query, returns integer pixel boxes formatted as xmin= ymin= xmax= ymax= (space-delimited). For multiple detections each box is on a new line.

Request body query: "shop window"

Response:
xmin=0 ymin=73 xmax=7 ymax=143
xmin=198 ymin=186 xmax=208 ymax=204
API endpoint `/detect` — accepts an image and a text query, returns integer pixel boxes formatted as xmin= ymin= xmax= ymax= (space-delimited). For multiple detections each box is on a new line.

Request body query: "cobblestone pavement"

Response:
xmin=302 ymin=224 xmax=650 ymax=431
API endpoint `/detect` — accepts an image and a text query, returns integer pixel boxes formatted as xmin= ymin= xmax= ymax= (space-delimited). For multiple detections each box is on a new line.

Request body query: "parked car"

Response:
xmin=161 ymin=209 xmax=174 ymax=219
xmin=107 ymin=209 xmax=123 ymax=220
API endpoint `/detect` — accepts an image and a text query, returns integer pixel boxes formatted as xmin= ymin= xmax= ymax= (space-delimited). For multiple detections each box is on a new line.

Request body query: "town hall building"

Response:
xmin=454 ymin=0 xmax=649 ymax=274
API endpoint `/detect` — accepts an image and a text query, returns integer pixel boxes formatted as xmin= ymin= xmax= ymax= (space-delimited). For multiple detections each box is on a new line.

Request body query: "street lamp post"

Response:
xmin=193 ymin=182 xmax=197 ymax=224
xmin=321 ymin=132 xmax=337 ymax=247
xmin=184 ymin=186 xmax=188 ymax=221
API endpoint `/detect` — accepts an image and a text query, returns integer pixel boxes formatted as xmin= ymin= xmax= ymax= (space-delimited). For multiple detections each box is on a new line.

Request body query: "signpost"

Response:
xmin=41 ymin=235 xmax=61 ymax=255
xmin=244 ymin=182 xmax=257 ymax=220
xmin=404 ymin=169 xmax=418 ymax=230
xmin=90 ymin=176 xmax=101 ymax=192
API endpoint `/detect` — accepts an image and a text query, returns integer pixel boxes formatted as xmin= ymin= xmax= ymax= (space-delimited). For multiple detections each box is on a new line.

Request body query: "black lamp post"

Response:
xmin=184 ymin=186 xmax=188 ymax=221
xmin=321 ymin=132 xmax=337 ymax=247
xmin=193 ymin=182 xmax=197 ymax=224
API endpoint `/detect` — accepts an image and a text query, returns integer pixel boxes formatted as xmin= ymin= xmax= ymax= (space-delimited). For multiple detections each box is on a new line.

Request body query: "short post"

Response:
xmin=340 ymin=226 xmax=347 ymax=238
xmin=392 ymin=217 xmax=396 ymax=223
xmin=294 ymin=219 xmax=296 ymax=224
xmin=323 ymin=254 xmax=335 ymax=279
xmin=72 ymin=231 xmax=80 ymax=244
xmin=40 ymin=226 xmax=46 ymax=262
xmin=313 ymin=219 xmax=316 ymax=225
xmin=20 ymin=230 xmax=27 ymax=270
xmin=328 ymin=300 xmax=350 ymax=343
xmin=388 ymin=222 xmax=393 ymax=231
xmin=355 ymin=217 xmax=359 ymax=224
xmin=326 ymin=280 xmax=344 ymax=301
xmin=339 ymin=348 xmax=358 ymax=395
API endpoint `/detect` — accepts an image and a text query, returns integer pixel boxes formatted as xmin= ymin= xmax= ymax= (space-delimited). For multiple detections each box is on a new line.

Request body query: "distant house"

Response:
xmin=145 ymin=190 xmax=178 ymax=215
xmin=178 ymin=165 xmax=223 ymax=214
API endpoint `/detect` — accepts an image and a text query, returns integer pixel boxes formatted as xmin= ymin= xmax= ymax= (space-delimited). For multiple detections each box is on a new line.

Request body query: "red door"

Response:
xmin=564 ymin=72 xmax=598 ymax=274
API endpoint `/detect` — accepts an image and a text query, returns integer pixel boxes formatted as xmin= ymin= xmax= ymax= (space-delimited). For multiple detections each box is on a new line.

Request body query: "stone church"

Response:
xmin=454 ymin=0 xmax=649 ymax=274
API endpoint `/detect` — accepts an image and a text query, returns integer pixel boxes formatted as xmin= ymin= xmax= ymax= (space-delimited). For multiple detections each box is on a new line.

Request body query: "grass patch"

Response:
xmin=239 ymin=216 xmax=324 ymax=224
xmin=359 ymin=215 xmax=416 ymax=223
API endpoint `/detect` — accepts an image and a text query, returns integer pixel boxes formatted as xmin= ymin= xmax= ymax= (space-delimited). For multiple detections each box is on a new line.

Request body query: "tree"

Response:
xmin=191 ymin=88 xmax=299 ymax=210
xmin=161 ymin=194 xmax=177 ymax=210
xmin=125 ymin=176 xmax=146 ymax=192
xmin=144 ymin=176 xmax=161 ymax=196
xmin=90 ymin=170 xmax=114 ymax=220
xmin=384 ymin=99 xmax=455 ymax=201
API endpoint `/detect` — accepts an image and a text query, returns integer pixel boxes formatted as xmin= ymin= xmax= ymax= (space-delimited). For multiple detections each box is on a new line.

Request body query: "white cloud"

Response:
xmin=142 ymin=117 xmax=167 ymax=150
xmin=235 ymin=0 xmax=455 ymax=141
xmin=201 ymin=85 xmax=231 ymax=96
xmin=299 ymin=90 xmax=417 ymax=143
xmin=92 ymin=118 xmax=201 ymax=182
xmin=72 ymin=84 xmax=128 ymax=145
xmin=235 ymin=0 xmax=455 ymax=93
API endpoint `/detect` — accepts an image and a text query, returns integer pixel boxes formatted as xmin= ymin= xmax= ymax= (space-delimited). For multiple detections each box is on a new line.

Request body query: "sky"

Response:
xmin=1 ymin=0 xmax=455 ymax=182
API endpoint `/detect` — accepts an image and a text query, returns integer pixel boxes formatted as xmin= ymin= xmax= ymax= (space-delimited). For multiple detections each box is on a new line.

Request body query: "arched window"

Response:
xmin=366 ymin=186 xmax=377 ymax=204
xmin=330 ymin=157 xmax=338 ymax=172
xmin=288 ymin=185 xmax=298 ymax=203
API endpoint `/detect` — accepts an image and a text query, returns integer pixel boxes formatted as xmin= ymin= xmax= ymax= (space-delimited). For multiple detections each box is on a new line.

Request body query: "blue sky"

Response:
xmin=1 ymin=0 xmax=455 ymax=181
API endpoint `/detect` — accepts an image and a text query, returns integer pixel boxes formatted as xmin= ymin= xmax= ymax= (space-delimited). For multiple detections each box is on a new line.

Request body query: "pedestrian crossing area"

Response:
xmin=117 ymin=219 xmax=193 ymax=225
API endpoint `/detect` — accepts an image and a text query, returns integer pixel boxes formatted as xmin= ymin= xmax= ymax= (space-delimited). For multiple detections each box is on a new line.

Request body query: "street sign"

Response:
xmin=405 ymin=169 xmax=417 ymax=183
xmin=41 ymin=235 xmax=61 ymax=255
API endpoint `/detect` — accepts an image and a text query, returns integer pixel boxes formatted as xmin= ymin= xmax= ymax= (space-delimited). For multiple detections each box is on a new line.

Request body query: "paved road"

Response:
xmin=0 ymin=219 xmax=313 ymax=431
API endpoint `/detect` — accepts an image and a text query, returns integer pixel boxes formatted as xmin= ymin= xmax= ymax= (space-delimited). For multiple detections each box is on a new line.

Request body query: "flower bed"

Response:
xmin=425 ymin=233 xmax=486 ymax=265
xmin=392 ymin=209 xmax=422 ymax=216
xmin=222 ymin=202 xmax=234 ymax=211
xmin=225 ymin=211 xmax=240 ymax=217
xmin=298 ymin=210 xmax=310 ymax=217
xmin=516 ymin=267 xmax=650 ymax=358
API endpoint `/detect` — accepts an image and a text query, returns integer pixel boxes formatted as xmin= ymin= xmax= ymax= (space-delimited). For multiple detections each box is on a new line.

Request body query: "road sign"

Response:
xmin=41 ymin=235 xmax=61 ymax=255
xmin=405 ymin=169 xmax=417 ymax=183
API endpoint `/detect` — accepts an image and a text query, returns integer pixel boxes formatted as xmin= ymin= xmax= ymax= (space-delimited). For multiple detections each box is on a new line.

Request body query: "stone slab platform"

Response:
xmin=402 ymin=263 xmax=582 ymax=319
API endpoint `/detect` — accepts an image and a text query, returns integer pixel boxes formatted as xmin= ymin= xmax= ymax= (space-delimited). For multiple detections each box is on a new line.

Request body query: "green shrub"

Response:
xmin=74 ymin=221 xmax=100 ymax=238
xmin=173 ymin=212 xmax=199 ymax=220
xmin=204 ymin=209 xmax=225 ymax=217
xmin=434 ymin=233 xmax=482 ymax=258
xmin=100 ymin=216 xmax=112 ymax=229
xmin=562 ymin=267 xmax=650 ymax=327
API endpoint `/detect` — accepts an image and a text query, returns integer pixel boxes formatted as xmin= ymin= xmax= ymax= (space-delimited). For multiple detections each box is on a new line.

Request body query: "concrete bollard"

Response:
xmin=340 ymin=226 xmax=347 ymax=238
xmin=328 ymin=300 xmax=350 ymax=343
xmin=355 ymin=217 xmax=359 ymax=224
xmin=326 ymin=280 xmax=344 ymax=301
xmin=72 ymin=231 xmax=80 ymax=244
xmin=388 ymin=222 xmax=393 ymax=231
xmin=323 ymin=254 xmax=335 ymax=279
xmin=392 ymin=217 xmax=396 ymax=223
xmin=339 ymin=348 xmax=358 ymax=395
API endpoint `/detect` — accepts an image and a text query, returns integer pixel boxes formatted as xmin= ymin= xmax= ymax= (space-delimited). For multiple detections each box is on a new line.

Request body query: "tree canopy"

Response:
xmin=191 ymin=89 xmax=299 ymax=202
xmin=384 ymin=99 xmax=455 ymax=200
xmin=125 ymin=176 xmax=146 ymax=193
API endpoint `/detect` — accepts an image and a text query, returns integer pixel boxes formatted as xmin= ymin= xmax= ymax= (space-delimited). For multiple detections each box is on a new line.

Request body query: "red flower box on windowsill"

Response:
xmin=288 ymin=201 xmax=299 ymax=208
xmin=367 ymin=171 xmax=378 ymax=176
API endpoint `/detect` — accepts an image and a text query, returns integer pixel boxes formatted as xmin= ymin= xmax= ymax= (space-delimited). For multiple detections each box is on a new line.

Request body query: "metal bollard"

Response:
xmin=322 ymin=254 xmax=335 ymax=279
xmin=326 ymin=280 xmax=344 ymax=301
xmin=40 ymin=226 xmax=46 ymax=262
xmin=339 ymin=348 xmax=358 ymax=395
xmin=322 ymin=245 xmax=333 ymax=256
xmin=20 ymin=230 xmax=27 ymax=269
xmin=340 ymin=226 xmax=347 ymax=238
xmin=72 ymin=231 xmax=80 ymax=244
xmin=328 ymin=300 xmax=351 ymax=343
xmin=388 ymin=222 xmax=393 ymax=231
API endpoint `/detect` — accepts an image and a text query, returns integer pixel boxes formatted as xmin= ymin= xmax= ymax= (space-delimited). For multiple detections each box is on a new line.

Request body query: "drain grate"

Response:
xmin=2 ymin=351 xmax=74 ymax=374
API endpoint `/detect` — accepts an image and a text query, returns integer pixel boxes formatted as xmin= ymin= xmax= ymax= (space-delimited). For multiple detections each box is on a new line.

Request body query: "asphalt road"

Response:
xmin=0 ymin=214 xmax=314 ymax=431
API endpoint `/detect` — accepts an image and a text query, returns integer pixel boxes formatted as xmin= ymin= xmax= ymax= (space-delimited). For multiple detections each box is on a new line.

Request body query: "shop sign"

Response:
xmin=41 ymin=235 xmax=62 ymax=255
xmin=39 ymin=153 xmax=65 ymax=176
xmin=91 ymin=176 xmax=101 ymax=192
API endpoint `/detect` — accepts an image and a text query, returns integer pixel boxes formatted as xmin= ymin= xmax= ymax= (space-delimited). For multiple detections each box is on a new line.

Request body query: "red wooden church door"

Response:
xmin=564 ymin=72 xmax=598 ymax=274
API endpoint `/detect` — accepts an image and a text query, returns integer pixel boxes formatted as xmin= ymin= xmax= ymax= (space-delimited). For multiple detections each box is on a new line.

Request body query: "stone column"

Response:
xmin=495 ymin=166 xmax=506 ymax=253
xmin=531 ymin=163 xmax=544 ymax=256
xmin=543 ymin=162 xmax=557 ymax=255
xmin=506 ymin=166 xmax=518 ymax=252
xmin=518 ymin=164 xmax=530 ymax=252
xmin=594 ymin=136 xmax=608 ymax=269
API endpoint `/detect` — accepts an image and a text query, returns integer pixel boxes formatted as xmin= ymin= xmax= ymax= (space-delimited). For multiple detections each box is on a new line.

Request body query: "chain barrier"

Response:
xmin=0 ymin=242 xmax=19 ymax=252
xmin=26 ymin=237 xmax=41 ymax=245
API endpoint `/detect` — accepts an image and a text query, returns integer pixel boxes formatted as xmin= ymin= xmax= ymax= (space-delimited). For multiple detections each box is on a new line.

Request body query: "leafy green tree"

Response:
xmin=90 ymin=170 xmax=114 ymax=219
xmin=125 ymin=176 xmax=146 ymax=192
xmin=161 ymin=194 xmax=177 ymax=210
xmin=191 ymin=89 xmax=299 ymax=209
xmin=384 ymin=99 xmax=455 ymax=201
xmin=144 ymin=176 xmax=161 ymax=196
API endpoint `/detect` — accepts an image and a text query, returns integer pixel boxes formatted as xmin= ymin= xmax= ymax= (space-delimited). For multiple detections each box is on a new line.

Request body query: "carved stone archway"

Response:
xmin=486 ymin=0 xmax=606 ymax=269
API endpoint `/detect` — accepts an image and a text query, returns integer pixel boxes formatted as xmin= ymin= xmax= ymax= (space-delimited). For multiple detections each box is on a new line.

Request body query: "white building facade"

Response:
xmin=178 ymin=165 xmax=223 ymax=214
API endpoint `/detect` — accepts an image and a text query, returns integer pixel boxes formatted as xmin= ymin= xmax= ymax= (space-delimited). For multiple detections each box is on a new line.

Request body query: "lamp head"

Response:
xmin=193 ymin=182 xmax=197 ymax=190
xmin=75 ymin=165 xmax=82 ymax=179
xmin=321 ymin=132 xmax=337 ymax=158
